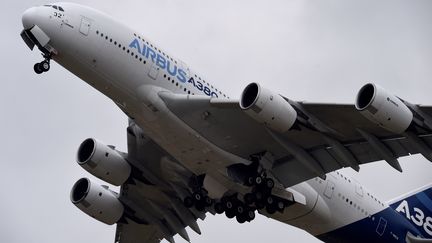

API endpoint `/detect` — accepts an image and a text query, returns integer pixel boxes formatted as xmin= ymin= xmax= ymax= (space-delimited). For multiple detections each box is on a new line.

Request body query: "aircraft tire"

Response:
xmin=244 ymin=193 xmax=255 ymax=205
xmin=193 ymin=192 xmax=203 ymax=202
xmin=276 ymin=200 xmax=285 ymax=212
xmin=225 ymin=210 xmax=235 ymax=219
xmin=266 ymin=205 xmax=276 ymax=214
xmin=214 ymin=202 xmax=224 ymax=214
xmin=246 ymin=210 xmax=256 ymax=221
xmin=235 ymin=204 xmax=244 ymax=215
xmin=204 ymin=196 xmax=213 ymax=207
xmin=34 ymin=63 xmax=43 ymax=74
xmin=265 ymin=178 xmax=274 ymax=189
xmin=41 ymin=61 xmax=50 ymax=72
xmin=265 ymin=196 xmax=274 ymax=206
xmin=236 ymin=215 xmax=246 ymax=224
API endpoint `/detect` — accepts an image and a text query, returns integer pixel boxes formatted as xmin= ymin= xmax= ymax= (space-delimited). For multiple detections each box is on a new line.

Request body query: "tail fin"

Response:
xmin=389 ymin=183 xmax=432 ymax=239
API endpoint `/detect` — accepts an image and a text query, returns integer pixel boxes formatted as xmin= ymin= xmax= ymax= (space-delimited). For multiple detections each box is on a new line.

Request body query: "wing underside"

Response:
xmin=159 ymin=92 xmax=432 ymax=187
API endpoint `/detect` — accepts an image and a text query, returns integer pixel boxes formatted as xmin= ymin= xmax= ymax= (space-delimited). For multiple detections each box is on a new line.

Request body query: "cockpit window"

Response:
xmin=43 ymin=4 xmax=65 ymax=12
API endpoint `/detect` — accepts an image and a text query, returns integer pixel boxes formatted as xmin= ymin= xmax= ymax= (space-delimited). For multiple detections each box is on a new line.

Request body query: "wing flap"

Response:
xmin=115 ymin=220 xmax=162 ymax=243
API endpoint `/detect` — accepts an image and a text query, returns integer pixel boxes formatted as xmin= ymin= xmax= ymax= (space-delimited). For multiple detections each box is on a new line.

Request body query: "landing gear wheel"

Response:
xmin=214 ymin=202 xmax=224 ymax=214
xmin=266 ymin=205 xmax=276 ymax=214
xmin=246 ymin=210 xmax=256 ymax=221
xmin=265 ymin=196 xmax=274 ymax=206
xmin=236 ymin=215 xmax=246 ymax=224
xmin=224 ymin=200 xmax=234 ymax=210
xmin=34 ymin=63 xmax=43 ymax=74
xmin=254 ymin=191 xmax=264 ymax=202
xmin=193 ymin=192 xmax=202 ymax=202
xmin=236 ymin=205 xmax=244 ymax=215
xmin=244 ymin=193 xmax=255 ymax=205
xmin=255 ymin=176 xmax=263 ymax=186
xmin=265 ymin=178 xmax=275 ymax=189
xmin=204 ymin=196 xmax=213 ymax=207
xmin=246 ymin=176 xmax=254 ymax=186
xmin=276 ymin=201 xmax=285 ymax=211
xmin=40 ymin=60 xmax=50 ymax=72
xmin=225 ymin=210 xmax=235 ymax=219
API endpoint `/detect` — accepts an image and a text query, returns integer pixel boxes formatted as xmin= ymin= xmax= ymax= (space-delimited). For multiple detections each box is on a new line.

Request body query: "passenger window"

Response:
xmin=52 ymin=5 xmax=58 ymax=10
xmin=58 ymin=6 xmax=65 ymax=12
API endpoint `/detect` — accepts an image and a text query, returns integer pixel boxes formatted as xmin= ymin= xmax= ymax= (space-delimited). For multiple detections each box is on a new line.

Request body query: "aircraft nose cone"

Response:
xmin=22 ymin=7 xmax=37 ymax=30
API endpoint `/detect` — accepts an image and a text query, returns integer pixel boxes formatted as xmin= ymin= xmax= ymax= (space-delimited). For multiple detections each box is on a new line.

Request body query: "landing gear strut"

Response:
xmin=34 ymin=54 xmax=51 ymax=74
xmin=243 ymin=174 xmax=286 ymax=215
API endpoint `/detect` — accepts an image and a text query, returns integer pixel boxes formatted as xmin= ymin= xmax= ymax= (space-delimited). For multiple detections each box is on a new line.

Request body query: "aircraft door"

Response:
xmin=376 ymin=217 xmax=387 ymax=236
xmin=79 ymin=17 xmax=92 ymax=36
xmin=355 ymin=183 xmax=364 ymax=197
xmin=323 ymin=180 xmax=335 ymax=199
xmin=148 ymin=62 xmax=159 ymax=80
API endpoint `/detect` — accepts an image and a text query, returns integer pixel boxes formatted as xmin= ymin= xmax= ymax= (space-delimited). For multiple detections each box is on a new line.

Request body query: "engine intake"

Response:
xmin=77 ymin=138 xmax=131 ymax=186
xmin=70 ymin=178 xmax=124 ymax=225
xmin=355 ymin=83 xmax=413 ymax=133
xmin=240 ymin=83 xmax=297 ymax=133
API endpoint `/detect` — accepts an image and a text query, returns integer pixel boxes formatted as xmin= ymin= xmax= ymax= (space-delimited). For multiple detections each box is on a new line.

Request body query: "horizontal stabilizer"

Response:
xmin=406 ymin=232 xmax=432 ymax=243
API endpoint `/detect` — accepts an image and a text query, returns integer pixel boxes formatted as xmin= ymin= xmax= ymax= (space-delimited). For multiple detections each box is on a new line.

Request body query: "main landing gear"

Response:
xmin=33 ymin=54 xmax=51 ymax=74
xmin=183 ymin=188 xmax=213 ymax=212
xmin=215 ymin=195 xmax=256 ymax=223
xmin=183 ymin=175 xmax=214 ymax=212
xmin=243 ymin=173 xmax=286 ymax=215
xmin=183 ymin=167 xmax=289 ymax=224
xmin=211 ymin=176 xmax=285 ymax=224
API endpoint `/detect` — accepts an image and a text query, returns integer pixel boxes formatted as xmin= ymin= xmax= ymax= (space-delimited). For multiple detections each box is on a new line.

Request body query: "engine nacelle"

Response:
xmin=70 ymin=178 xmax=124 ymax=225
xmin=355 ymin=83 xmax=413 ymax=134
xmin=77 ymin=138 xmax=131 ymax=186
xmin=240 ymin=83 xmax=297 ymax=133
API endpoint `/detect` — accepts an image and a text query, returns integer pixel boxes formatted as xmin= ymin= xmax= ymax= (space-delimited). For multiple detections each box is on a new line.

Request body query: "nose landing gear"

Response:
xmin=33 ymin=54 xmax=51 ymax=74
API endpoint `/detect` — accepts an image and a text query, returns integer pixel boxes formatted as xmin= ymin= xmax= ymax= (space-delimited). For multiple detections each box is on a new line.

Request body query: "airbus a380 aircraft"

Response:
xmin=21 ymin=3 xmax=432 ymax=243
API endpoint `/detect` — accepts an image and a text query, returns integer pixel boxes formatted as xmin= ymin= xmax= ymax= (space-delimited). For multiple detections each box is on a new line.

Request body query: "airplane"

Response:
xmin=20 ymin=2 xmax=432 ymax=243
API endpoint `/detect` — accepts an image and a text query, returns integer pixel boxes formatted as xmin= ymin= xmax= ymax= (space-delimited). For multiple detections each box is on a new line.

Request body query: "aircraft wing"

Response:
xmin=158 ymin=91 xmax=432 ymax=187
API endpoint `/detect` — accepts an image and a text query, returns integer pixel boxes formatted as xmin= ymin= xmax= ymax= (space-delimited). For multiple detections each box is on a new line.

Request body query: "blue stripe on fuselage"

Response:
xmin=317 ymin=207 xmax=423 ymax=243
xmin=416 ymin=192 xmax=432 ymax=213
xmin=390 ymin=186 xmax=432 ymax=238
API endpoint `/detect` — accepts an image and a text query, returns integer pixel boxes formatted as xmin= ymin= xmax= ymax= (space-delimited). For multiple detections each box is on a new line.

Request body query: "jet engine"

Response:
xmin=77 ymin=138 xmax=131 ymax=186
xmin=355 ymin=83 xmax=413 ymax=134
xmin=239 ymin=82 xmax=297 ymax=133
xmin=70 ymin=178 xmax=124 ymax=225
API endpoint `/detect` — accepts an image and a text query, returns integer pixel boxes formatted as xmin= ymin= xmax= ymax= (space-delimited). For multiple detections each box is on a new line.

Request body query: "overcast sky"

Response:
xmin=2 ymin=0 xmax=432 ymax=243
